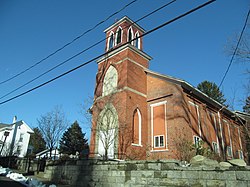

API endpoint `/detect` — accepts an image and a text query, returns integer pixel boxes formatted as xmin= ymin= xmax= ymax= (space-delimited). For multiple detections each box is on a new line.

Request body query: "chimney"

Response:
xmin=12 ymin=116 xmax=17 ymax=123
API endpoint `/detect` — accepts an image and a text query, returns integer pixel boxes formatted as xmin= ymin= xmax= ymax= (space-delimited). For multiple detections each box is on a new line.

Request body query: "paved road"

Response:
xmin=0 ymin=176 xmax=26 ymax=187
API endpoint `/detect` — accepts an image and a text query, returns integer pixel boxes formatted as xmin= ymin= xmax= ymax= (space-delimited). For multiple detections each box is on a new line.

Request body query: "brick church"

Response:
xmin=89 ymin=16 xmax=246 ymax=161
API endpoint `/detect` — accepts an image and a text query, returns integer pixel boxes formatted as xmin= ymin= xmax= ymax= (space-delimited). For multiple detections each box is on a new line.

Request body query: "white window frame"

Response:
xmin=16 ymin=145 xmax=22 ymax=155
xmin=132 ymin=108 xmax=142 ymax=147
xmin=193 ymin=136 xmax=202 ymax=148
xmin=227 ymin=146 xmax=232 ymax=157
xmin=238 ymin=150 xmax=244 ymax=159
xmin=127 ymin=26 xmax=134 ymax=45
xmin=134 ymin=31 xmax=141 ymax=49
xmin=19 ymin=133 xmax=24 ymax=143
xmin=150 ymin=101 xmax=168 ymax=151
xmin=107 ymin=31 xmax=114 ymax=51
xmin=115 ymin=26 xmax=123 ymax=46
xmin=102 ymin=66 xmax=118 ymax=96
xmin=189 ymin=101 xmax=202 ymax=136
xmin=212 ymin=141 xmax=219 ymax=154
xmin=154 ymin=135 xmax=164 ymax=148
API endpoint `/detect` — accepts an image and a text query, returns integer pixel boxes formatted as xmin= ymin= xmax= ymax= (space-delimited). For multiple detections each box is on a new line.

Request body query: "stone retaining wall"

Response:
xmin=41 ymin=159 xmax=250 ymax=187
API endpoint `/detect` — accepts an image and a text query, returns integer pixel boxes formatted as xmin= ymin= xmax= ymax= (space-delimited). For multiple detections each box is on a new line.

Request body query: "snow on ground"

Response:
xmin=0 ymin=166 xmax=56 ymax=187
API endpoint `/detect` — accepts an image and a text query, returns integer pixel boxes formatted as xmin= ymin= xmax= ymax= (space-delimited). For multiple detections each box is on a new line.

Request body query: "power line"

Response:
xmin=0 ymin=0 xmax=216 ymax=106
xmin=218 ymin=8 xmax=250 ymax=89
xmin=0 ymin=0 xmax=177 ymax=100
xmin=0 ymin=0 xmax=139 ymax=85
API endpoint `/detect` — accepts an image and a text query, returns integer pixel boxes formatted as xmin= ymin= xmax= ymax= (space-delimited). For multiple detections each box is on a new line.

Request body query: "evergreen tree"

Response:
xmin=29 ymin=127 xmax=46 ymax=154
xmin=243 ymin=96 xmax=250 ymax=113
xmin=197 ymin=81 xmax=227 ymax=105
xmin=59 ymin=121 xmax=88 ymax=155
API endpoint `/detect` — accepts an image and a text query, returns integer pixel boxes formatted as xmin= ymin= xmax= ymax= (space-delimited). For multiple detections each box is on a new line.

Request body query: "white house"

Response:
xmin=0 ymin=116 xmax=34 ymax=157
xmin=36 ymin=148 xmax=60 ymax=160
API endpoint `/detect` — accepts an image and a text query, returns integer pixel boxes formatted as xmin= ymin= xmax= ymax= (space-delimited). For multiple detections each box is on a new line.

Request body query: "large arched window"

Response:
xmin=134 ymin=31 xmax=141 ymax=49
xmin=108 ymin=32 xmax=114 ymax=50
xmin=132 ymin=108 xmax=142 ymax=146
xmin=96 ymin=104 xmax=118 ymax=159
xmin=127 ymin=27 xmax=134 ymax=45
xmin=102 ymin=66 xmax=118 ymax=96
xmin=101 ymin=109 xmax=116 ymax=130
xmin=115 ymin=27 xmax=122 ymax=45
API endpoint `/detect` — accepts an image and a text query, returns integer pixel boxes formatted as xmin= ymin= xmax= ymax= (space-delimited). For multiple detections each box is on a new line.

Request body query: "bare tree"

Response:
xmin=226 ymin=23 xmax=250 ymax=95
xmin=227 ymin=33 xmax=250 ymax=64
xmin=174 ymin=135 xmax=195 ymax=162
xmin=37 ymin=106 xmax=69 ymax=158
xmin=96 ymin=105 xmax=118 ymax=160
xmin=0 ymin=141 xmax=18 ymax=157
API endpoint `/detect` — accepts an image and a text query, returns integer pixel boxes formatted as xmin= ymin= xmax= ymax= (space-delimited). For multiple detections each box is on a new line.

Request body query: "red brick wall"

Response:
xmin=145 ymin=74 xmax=245 ymax=161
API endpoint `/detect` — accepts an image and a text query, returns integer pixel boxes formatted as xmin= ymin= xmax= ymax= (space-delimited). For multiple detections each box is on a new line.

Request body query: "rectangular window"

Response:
xmin=17 ymin=146 xmax=22 ymax=155
xmin=194 ymin=136 xmax=202 ymax=148
xmin=227 ymin=146 xmax=232 ymax=157
xmin=19 ymin=133 xmax=24 ymax=142
xmin=154 ymin=135 xmax=164 ymax=148
xmin=212 ymin=142 xmax=218 ymax=153
xmin=238 ymin=150 xmax=244 ymax=159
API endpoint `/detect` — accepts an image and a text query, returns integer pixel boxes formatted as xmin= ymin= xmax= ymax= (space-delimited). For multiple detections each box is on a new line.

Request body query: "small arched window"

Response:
xmin=116 ymin=27 xmax=122 ymax=45
xmin=132 ymin=108 xmax=142 ymax=146
xmin=108 ymin=32 xmax=114 ymax=50
xmin=134 ymin=32 xmax=140 ymax=49
xmin=102 ymin=66 xmax=118 ymax=96
xmin=127 ymin=27 xmax=134 ymax=45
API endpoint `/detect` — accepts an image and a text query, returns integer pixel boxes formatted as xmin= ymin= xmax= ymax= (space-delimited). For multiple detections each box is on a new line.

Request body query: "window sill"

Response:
xmin=131 ymin=143 xmax=142 ymax=147
xmin=150 ymin=149 xmax=169 ymax=153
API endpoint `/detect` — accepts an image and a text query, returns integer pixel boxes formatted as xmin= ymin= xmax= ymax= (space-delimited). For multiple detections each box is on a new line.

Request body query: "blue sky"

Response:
xmin=0 ymin=0 xmax=249 ymax=140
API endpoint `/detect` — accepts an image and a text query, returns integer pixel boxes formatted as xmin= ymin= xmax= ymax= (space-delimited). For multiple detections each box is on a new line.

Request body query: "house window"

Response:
xmin=108 ymin=32 xmax=114 ymax=50
xmin=116 ymin=27 xmax=122 ymax=45
xmin=194 ymin=136 xmax=202 ymax=148
xmin=238 ymin=150 xmax=243 ymax=159
xmin=19 ymin=133 xmax=24 ymax=142
xmin=132 ymin=108 xmax=142 ymax=146
xmin=134 ymin=32 xmax=140 ymax=49
xmin=227 ymin=146 xmax=232 ymax=157
xmin=154 ymin=135 xmax=164 ymax=148
xmin=16 ymin=146 xmax=22 ymax=155
xmin=212 ymin=142 xmax=218 ymax=153
xmin=102 ymin=66 xmax=118 ymax=96
xmin=127 ymin=27 xmax=133 ymax=45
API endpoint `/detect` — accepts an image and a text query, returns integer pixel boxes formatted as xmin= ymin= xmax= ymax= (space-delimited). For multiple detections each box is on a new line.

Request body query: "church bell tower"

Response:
xmin=89 ymin=16 xmax=151 ymax=160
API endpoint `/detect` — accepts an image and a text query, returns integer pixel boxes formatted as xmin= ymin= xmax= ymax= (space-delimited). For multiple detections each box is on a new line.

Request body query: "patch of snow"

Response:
xmin=7 ymin=173 xmax=26 ymax=182
xmin=0 ymin=166 xmax=12 ymax=176
xmin=0 ymin=165 xmax=57 ymax=187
